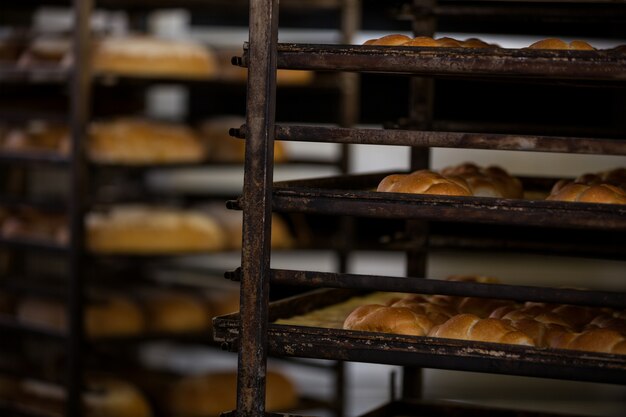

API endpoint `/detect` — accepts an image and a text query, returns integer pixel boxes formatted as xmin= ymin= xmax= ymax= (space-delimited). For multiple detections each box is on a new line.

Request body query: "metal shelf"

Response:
xmin=230 ymin=172 xmax=626 ymax=231
xmin=235 ymin=43 xmax=626 ymax=82
xmin=232 ymin=123 xmax=626 ymax=156
xmin=213 ymin=289 xmax=626 ymax=386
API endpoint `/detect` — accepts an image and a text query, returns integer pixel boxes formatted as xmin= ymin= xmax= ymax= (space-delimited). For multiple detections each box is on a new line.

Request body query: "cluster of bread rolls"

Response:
xmin=377 ymin=163 xmax=523 ymax=199
xmin=362 ymin=35 xmax=621 ymax=51
xmin=547 ymin=168 xmax=626 ymax=205
xmin=0 ymin=376 xmax=152 ymax=417
xmin=344 ymin=275 xmax=626 ymax=354
xmin=93 ymin=36 xmax=218 ymax=80
xmin=364 ymin=35 xmax=497 ymax=48
xmin=86 ymin=205 xmax=293 ymax=254
xmin=1 ymin=117 xmax=289 ymax=165
xmin=14 ymin=287 xmax=239 ymax=338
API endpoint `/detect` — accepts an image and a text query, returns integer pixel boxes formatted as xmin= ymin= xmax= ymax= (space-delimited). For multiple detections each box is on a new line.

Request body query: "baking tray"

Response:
xmin=236 ymin=43 xmax=626 ymax=82
xmin=213 ymin=289 xmax=626 ymax=385
xmin=227 ymin=172 xmax=626 ymax=231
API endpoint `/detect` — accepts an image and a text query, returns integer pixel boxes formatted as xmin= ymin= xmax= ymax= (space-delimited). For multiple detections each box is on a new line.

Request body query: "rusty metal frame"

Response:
xmin=236 ymin=43 xmax=626 ymax=81
xmin=237 ymin=1 xmax=279 ymax=417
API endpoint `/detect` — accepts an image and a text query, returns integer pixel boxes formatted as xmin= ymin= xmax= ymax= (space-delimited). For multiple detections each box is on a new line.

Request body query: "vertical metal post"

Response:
xmin=67 ymin=1 xmax=92 ymax=416
xmin=402 ymin=0 xmax=436 ymax=401
xmin=334 ymin=2 xmax=361 ymax=415
xmin=237 ymin=1 xmax=279 ymax=416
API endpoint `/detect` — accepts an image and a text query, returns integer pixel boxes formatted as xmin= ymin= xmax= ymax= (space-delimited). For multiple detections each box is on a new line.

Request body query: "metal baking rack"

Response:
xmin=0 ymin=1 xmax=362 ymax=417
xmin=218 ymin=0 xmax=626 ymax=416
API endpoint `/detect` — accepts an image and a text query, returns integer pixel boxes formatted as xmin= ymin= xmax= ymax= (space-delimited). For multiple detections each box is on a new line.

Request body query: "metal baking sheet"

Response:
xmin=213 ymin=289 xmax=626 ymax=386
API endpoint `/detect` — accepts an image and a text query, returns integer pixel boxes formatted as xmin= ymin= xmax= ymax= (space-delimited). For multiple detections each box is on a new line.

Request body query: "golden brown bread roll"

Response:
xmin=343 ymin=304 xmax=434 ymax=336
xmin=402 ymin=37 xmax=440 ymax=47
xmin=455 ymin=297 xmax=514 ymax=319
xmin=547 ymin=328 xmax=626 ymax=355
xmin=138 ymin=290 xmax=210 ymax=333
xmin=1 ymin=121 xmax=69 ymax=155
xmin=369 ymin=34 xmax=412 ymax=46
xmin=426 ymin=274 xmax=501 ymax=308
xmin=504 ymin=318 xmax=569 ymax=347
xmin=93 ymin=36 xmax=217 ymax=79
xmin=546 ymin=182 xmax=626 ymax=204
xmin=569 ymin=168 xmax=626 ymax=190
xmin=1 ymin=209 xmax=68 ymax=245
xmin=168 ymin=370 xmax=297 ymax=417
xmin=198 ymin=117 xmax=287 ymax=163
xmin=440 ymin=163 xmax=523 ymax=199
xmin=388 ymin=298 xmax=456 ymax=325
xmin=16 ymin=295 xmax=145 ymax=338
xmin=377 ymin=170 xmax=472 ymax=196
xmin=428 ymin=313 xmax=535 ymax=346
xmin=528 ymin=38 xmax=595 ymax=50
xmin=21 ymin=378 xmax=152 ymax=417
xmin=88 ymin=118 xmax=206 ymax=165
xmin=86 ymin=206 xmax=225 ymax=254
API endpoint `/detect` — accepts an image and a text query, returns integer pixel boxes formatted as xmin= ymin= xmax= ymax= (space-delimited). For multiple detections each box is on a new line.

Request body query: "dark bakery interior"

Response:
xmin=1 ymin=1 xmax=625 ymax=417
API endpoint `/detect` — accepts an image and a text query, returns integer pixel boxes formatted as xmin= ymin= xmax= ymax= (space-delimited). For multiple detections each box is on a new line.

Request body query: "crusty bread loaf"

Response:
xmin=93 ymin=36 xmax=217 ymax=79
xmin=86 ymin=206 xmax=225 ymax=254
xmin=377 ymin=170 xmax=472 ymax=196
xmin=1 ymin=209 xmax=68 ymax=244
xmin=88 ymin=118 xmax=206 ymax=165
xmin=429 ymin=313 xmax=535 ymax=346
xmin=16 ymin=295 xmax=145 ymax=338
xmin=440 ymin=163 xmax=523 ymax=199
xmin=1 ymin=121 xmax=69 ymax=155
xmin=528 ymin=38 xmax=595 ymax=50
xmin=198 ymin=116 xmax=287 ymax=163
xmin=21 ymin=378 xmax=152 ymax=417
xmin=546 ymin=182 xmax=626 ymax=204
xmin=168 ymin=370 xmax=297 ymax=417
xmin=343 ymin=304 xmax=434 ymax=336
xmin=138 ymin=290 xmax=210 ymax=333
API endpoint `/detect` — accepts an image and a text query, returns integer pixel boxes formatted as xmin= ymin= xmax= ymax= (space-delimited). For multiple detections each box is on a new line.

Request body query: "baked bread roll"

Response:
xmin=88 ymin=118 xmax=206 ymax=165
xmin=428 ymin=313 xmax=535 ymax=346
xmin=1 ymin=121 xmax=69 ymax=155
xmin=367 ymin=34 xmax=412 ymax=46
xmin=93 ymin=36 xmax=217 ymax=79
xmin=1 ymin=209 xmax=68 ymax=245
xmin=168 ymin=370 xmax=297 ymax=417
xmin=546 ymin=182 xmax=626 ymax=205
xmin=138 ymin=290 xmax=210 ymax=333
xmin=86 ymin=206 xmax=225 ymax=254
xmin=426 ymin=275 xmax=501 ymax=308
xmin=388 ymin=298 xmax=456 ymax=325
xmin=440 ymin=163 xmax=523 ymax=199
xmin=343 ymin=304 xmax=434 ymax=336
xmin=547 ymin=328 xmax=626 ymax=355
xmin=21 ymin=378 xmax=152 ymax=417
xmin=16 ymin=295 xmax=145 ymax=338
xmin=201 ymin=203 xmax=293 ymax=250
xmin=528 ymin=38 xmax=594 ymax=50
xmin=377 ymin=170 xmax=472 ymax=196
xmin=198 ymin=117 xmax=287 ymax=163
xmin=571 ymin=168 xmax=626 ymax=190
